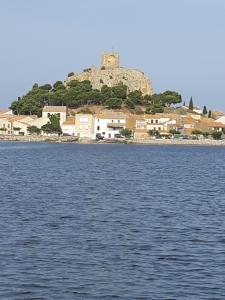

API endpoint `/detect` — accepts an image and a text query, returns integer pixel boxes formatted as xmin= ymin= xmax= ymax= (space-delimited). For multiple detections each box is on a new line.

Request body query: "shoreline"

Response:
xmin=1 ymin=135 xmax=225 ymax=147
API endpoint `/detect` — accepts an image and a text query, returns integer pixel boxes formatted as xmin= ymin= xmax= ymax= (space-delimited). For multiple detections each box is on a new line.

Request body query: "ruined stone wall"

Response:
xmin=65 ymin=53 xmax=153 ymax=96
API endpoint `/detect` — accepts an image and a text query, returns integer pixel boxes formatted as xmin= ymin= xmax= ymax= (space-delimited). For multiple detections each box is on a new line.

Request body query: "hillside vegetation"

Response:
xmin=10 ymin=80 xmax=182 ymax=116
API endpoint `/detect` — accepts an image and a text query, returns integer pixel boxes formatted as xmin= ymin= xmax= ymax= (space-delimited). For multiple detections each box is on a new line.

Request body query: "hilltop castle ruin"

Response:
xmin=65 ymin=53 xmax=153 ymax=96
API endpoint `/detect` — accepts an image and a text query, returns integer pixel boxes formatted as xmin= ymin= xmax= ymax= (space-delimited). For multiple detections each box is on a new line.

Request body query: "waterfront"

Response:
xmin=0 ymin=142 xmax=225 ymax=299
xmin=1 ymin=134 xmax=225 ymax=147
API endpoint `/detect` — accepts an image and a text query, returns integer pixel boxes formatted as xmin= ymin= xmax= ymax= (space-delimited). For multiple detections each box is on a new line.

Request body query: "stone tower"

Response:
xmin=101 ymin=52 xmax=120 ymax=69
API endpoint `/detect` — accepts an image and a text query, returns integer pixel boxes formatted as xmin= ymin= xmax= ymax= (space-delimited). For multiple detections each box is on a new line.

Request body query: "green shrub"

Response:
xmin=211 ymin=131 xmax=222 ymax=140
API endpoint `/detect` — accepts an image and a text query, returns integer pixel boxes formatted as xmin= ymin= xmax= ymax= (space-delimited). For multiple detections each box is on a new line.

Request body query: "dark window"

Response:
xmin=97 ymin=126 xmax=100 ymax=130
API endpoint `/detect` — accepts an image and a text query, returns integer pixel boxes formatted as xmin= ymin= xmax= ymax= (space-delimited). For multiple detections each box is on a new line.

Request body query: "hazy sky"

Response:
xmin=0 ymin=0 xmax=225 ymax=111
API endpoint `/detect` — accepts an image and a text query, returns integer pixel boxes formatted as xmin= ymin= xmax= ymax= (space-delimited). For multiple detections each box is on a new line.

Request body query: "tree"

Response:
xmin=211 ymin=131 xmax=222 ymax=140
xmin=191 ymin=129 xmax=202 ymax=135
xmin=112 ymin=83 xmax=127 ymax=99
xmin=125 ymin=99 xmax=135 ymax=109
xmin=101 ymin=85 xmax=112 ymax=100
xmin=39 ymin=84 xmax=52 ymax=91
xmin=32 ymin=83 xmax=39 ymax=90
xmin=208 ymin=110 xmax=212 ymax=118
xmin=203 ymin=132 xmax=210 ymax=138
xmin=128 ymin=90 xmax=142 ymax=105
xmin=68 ymin=72 xmax=74 ymax=77
xmin=53 ymin=81 xmax=65 ymax=90
xmin=189 ymin=97 xmax=193 ymax=111
xmin=27 ymin=125 xmax=41 ymax=135
xmin=104 ymin=98 xmax=122 ymax=109
xmin=41 ymin=123 xmax=52 ymax=134
xmin=160 ymin=90 xmax=182 ymax=106
xmin=120 ymin=128 xmax=132 ymax=138
xmin=203 ymin=106 xmax=207 ymax=115
xmin=49 ymin=114 xmax=62 ymax=134
xmin=169 ymin=129 xmax=181 ymax=135
xmin=145 ymin=104 xmax=164 ymax=114
xmin=148 ymin=129 xmax=160 ymax=138
xmin=41 ymin=114 xmax=62 ymax=134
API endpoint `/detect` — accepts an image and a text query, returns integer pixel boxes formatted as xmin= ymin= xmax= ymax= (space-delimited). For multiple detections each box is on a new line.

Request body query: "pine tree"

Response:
xmin=203 ymin=106 xmax=207 ymax=115
xmin=208 ymin=110 xmax=212 ymax=118
xmin=189 ymin=97 xmax=193 ymax=111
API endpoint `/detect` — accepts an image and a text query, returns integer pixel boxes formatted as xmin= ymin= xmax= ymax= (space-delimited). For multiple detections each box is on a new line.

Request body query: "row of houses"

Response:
xmin=0 ymin=106 xmax=225 ymax=140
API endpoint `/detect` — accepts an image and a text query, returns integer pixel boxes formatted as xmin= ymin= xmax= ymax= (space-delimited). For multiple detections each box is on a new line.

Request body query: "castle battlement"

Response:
xmin=101 ymin=52 xmax=120 ymax=69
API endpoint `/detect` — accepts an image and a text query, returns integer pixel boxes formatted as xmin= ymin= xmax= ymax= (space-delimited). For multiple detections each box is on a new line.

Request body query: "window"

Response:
xmin=111 ymin=120 xmax=114 ymax=123
xmin=108 ymin=133 xmax=111 ymax=138
xmin=151 ymin=120 xmax=154 ymax=123
xmin=57 ymin=113 xmax=60 ymax=118
xmin=155 ymin=120 xmax=158 ymax=124
xmin=48 ymin=113 xmax=50 ymax=118
xmin=8 ymin=124 xmax=10 ymax=128
xmin=158 ymin=127 xmax=161 ymax=131
xmin=97 ymin=126 xmax=100 ymax=131
xmin=102 ymin=132 xmax=105 ymax=135
xmin=98 ymin=119 xmax=99 ymax=122
xmin=136 ymin=120 xmax=145 ymax=129
xmin=118 ymin=120 xmax=120 ymax=123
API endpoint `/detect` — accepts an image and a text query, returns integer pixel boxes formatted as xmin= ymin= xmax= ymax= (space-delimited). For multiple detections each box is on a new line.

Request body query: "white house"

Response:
xmin=42 ymin=106 xmax=67 ymax=125
xmin=0 ymin=115 xmax=37 ymax=135
xmin=27 ymin=116 xmax=49 ymax=129
xmin=74 ymin=114 xmax=94 ymax=139
xmin=94 ymin=112 xmax=126 ymax=139
xmin=144 ymin=115 xmax=177 ymax=132
xmin=0 ymin=116 xmax=12 ymax=135
xmin=62 ymin=116 xmax=76 ymax=136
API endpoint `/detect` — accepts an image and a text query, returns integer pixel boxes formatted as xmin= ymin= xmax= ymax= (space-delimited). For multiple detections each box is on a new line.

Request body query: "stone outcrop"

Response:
xmin=65 ymin=53 xmax=153 ymax=96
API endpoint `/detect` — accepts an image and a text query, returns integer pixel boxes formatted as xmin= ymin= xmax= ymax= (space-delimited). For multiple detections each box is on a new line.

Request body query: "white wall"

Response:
xmin=94 ymin=117 xmax=125 ymax=139
xmin=42 ymin=111 xmax=66 ymax=125
xmin=62 ymin=124 xmax=76 ymax=135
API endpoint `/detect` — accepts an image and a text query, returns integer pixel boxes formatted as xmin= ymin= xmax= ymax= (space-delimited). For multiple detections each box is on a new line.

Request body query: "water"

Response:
xmin=0 ymin=142 xmax=225 ymax=299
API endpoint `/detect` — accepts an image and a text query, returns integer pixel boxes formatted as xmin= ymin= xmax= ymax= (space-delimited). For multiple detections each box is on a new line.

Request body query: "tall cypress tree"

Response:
xmin=203 ymin=106 xmax=207 ymax=115
xmin=189 ymin=97 xmax=193 ymax=111
xmin=208 ymin=110 xmax=212 ymax=118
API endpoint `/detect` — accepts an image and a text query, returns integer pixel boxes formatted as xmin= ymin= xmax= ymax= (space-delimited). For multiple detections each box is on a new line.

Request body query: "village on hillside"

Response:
xmin=1 ymin=52 xmax=225 ymax=142
xmin=0 ymin=104 xmax=225 ymax=142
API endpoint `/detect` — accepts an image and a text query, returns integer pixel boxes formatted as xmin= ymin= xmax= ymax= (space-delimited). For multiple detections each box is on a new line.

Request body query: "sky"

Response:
xmin=0 ymin=0 xmax=225 ymax=111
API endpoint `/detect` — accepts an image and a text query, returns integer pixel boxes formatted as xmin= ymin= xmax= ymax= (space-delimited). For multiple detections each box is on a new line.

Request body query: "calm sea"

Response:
xmin=0 ymin=142 xmax=225 ymax=299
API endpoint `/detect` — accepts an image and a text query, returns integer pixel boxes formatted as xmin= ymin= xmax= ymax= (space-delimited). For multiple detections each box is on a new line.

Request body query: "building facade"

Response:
xmin=94 ymin=112 xmax=126 ymax=139
xmin=42 ymin=106 xmax=67 ymax=125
